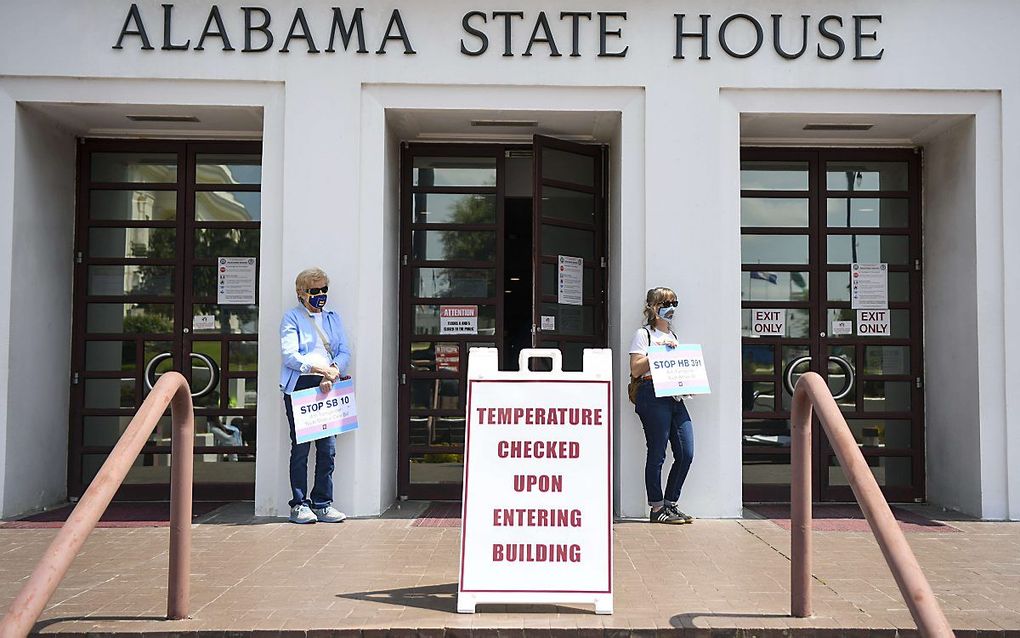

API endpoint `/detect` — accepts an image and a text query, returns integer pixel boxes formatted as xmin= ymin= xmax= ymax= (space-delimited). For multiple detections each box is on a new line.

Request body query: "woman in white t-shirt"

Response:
xmin=628 ymin=287 xmax=695 ymax=525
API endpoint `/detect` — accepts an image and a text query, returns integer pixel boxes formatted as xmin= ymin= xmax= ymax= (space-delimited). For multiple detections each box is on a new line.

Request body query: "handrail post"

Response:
xmin=0 ymin=373 xmax=194 ymax=637
xmin=790 ymin=372 xmax=954 ymax=637
xmin=167 ymin=380 xmax=195 ymax=619
xmin=790 ymin=387 xmax=813 ymax=617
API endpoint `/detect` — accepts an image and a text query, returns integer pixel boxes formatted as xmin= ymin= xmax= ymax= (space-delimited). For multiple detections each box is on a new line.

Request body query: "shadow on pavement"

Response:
xmin=32 ymin=615 xmax=166 ymax=631
xmin=670 ymin=612 xmax=791 ymax=628
xmin=338 ymin=583 xmax=590 ymax=614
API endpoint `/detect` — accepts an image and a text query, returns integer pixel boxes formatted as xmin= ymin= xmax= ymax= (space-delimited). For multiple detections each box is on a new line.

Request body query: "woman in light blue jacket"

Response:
xmin=279 ymin=267 xmax=352 ymax=524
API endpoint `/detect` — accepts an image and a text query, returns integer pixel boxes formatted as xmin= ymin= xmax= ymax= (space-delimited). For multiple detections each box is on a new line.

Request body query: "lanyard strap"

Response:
xmin=308 ymin=313 xmax=334 ymax=359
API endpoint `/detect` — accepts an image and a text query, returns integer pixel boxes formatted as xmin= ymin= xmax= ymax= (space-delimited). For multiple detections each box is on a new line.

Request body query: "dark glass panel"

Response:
xmin=826 ymin=198 xmax=909 ymax=228
xmin=410 ymin=379 xmax=461 ymax=410
xmin=740 ymin=198 xmax=809 ymax=227
xmin=193 ymin=228 xmax=260 ymax=258
xmin=413 ymin=268 xmax=495 ymax=298
xmin=91 ymin=153 xmax=177 ymax=183
xmin=740 ymin=161 xmax=808 ymax=191
xmin=828 ymin=456 xmax=911 ymax=487
xmin=826 ymin=235 xmax=909 ymax=265
xmin=540 ymin=225 xmax=594 ymax=262
xmin=741 ymin=271 xmax=809 ymax=301
xmin=741 ymin=235 xmax=809 ymax=265
xmin=742 ymin=344 xmax=774 ymax=375
xmin=85 ymin=340 xmax=137 ymax=372
xmin=88 ymin=265 xmax=173 ymax=296
xmin=412 ymin=157 xmax=496 ymax=187
xmin=411 ymin=193 xmax=496 ymax=224
xmin=542 ymin=187 xmax=596 ymax=224
xmin=826 ymin=162 xmax=908 ymax=191
xmin=542 ymin=148 xmax=594 ymax=185
xmin=90 ymin=190 xmax=177 ymax=221
xmin=862 ymin=381 xmax=911 ymax=412
xmin=195 ymin=191 xmax=261 ymax=222
xmin=88 ymin=227 xmax=176 ymax=259
xmin=743 ymin=419 xmax=791 ymax=448
xmin=409 ymin=453 xmax=465 ymax=484
xmin=86 ymin=304 xmax=174 ymax=334
xmin=196 ymin=154 xmax=262 ymax=185
xmin=411 ymin=230 xmax=496 ymax=262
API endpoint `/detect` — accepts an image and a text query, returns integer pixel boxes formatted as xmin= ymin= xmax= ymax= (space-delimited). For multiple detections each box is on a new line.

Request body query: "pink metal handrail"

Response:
xmin=791 ymin=371 xmax=952 ymax=637
xmin=0 ymin=372 xmax=194 ymax=637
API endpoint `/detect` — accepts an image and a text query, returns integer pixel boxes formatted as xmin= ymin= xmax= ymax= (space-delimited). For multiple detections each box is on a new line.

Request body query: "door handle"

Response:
xmin=781 ymin=354 xmax=855 ymax=401
xmin=782 ymin=355 xmax=812 ymax=397
xmin=826 ymin=355 xmax=855 ymax=401
xmin=144 ymin=352 xmax=220 ymax=398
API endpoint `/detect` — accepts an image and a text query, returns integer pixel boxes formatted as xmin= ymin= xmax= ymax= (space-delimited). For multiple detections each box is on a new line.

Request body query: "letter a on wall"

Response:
xmin=458 ymin=348 xmax=613 ymax=614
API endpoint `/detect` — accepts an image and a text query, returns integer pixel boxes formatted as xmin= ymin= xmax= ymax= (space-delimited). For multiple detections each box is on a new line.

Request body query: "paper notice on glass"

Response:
xmin=193 ymin=314 xmax=216 ymax=331
xmin=646 ymin=344 xmax=711 ymax=397
xmin=440 ymin=305 xmax=478 ymax=335
xmin=557 ymin=255 xmax=583 ymax=306
xmin=541 ymin=315 xmax=556 ymax=331
xmin=832 ymin=320 xmax=854 ymax=336
xmin=217 ymin=257 xmax=257 ymax=305
xmin=857 ymin=310 xmax=891 ymax=337
xmin=750 ymin=309 xmax=785 ymax=337
xmin=851 ymin=263 xmax=888 ymax=310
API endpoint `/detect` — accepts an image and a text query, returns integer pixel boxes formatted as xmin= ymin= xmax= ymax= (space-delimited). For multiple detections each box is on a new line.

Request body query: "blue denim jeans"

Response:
xmin=634 ymin=380 xmax=694 ymax=507
xmin=283 ymin=375 xmax=336 ymax=509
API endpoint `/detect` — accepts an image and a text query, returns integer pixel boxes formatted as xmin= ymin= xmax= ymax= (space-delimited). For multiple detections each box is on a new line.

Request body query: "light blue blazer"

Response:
xmin=279 ymin=305 xmax=352 ymax=394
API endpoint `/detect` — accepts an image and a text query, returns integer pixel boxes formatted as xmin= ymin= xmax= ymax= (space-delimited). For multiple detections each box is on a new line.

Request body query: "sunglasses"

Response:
xmin=304 ymin=286 xmax=329 ymax=295
xmin=660 ymin=300 xmax=678 ymax=308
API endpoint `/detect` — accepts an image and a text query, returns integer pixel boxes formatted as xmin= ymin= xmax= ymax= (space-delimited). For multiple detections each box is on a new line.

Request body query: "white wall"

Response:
xmin=0 ymin=1 xmax=1018 ymax=518
xmin=923 ymin=118 xmax=981 ymax=515
xmin=0 ymin=106 xmax=76 ymax=517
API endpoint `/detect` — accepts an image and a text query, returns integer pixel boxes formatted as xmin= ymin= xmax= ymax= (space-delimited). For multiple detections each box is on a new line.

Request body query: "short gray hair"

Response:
xmin=295 ymin=267 xmax=329 ymax=292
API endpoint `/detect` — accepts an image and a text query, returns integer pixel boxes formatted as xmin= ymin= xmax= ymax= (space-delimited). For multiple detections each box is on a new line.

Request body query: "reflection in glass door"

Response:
xmin=398 ymin=140 xmax=608 ymax=500
xmin=740 ymin=149 xmax=923 ymax=503
xmin=70 ymin=140 xmax=262 ymax=500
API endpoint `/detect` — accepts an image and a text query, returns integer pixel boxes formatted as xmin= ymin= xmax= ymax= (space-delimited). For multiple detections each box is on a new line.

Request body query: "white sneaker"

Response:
xmin=311 ymin=505 xmax=347 ymax=523
xmin=289 ymin=504 xmax=317 ymax=524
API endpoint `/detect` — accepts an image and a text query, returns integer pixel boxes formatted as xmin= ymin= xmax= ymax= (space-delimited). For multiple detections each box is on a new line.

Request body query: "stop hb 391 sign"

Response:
xmin=457 ymin=348 xmax=613 ymax=614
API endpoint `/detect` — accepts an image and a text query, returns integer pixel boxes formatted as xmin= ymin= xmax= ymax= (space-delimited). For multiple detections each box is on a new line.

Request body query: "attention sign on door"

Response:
xmin=458 ymin=348 xmax=613 ymax=614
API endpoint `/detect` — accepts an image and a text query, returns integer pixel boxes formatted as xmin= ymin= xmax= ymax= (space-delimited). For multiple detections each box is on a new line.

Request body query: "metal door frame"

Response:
xmin=740 ymin=147 xmax=924 ymax=503
xmin=69 ymin=139 xmax=261 ymax=501
xmin=397 ymin=140 xmax=609 ymax=500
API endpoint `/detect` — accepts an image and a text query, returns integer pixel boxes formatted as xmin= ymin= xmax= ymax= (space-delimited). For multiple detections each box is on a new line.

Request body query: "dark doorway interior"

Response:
xmin=503 ymin=196 xmax=533 ymax=371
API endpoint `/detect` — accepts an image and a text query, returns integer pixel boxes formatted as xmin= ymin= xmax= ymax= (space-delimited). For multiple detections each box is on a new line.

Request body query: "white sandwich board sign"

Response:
xmin=458 ymin=348 xmax=613 ymax=615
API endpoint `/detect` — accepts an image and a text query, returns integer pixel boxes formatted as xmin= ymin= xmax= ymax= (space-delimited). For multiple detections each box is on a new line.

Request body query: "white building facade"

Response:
xmin=0 ymin=0 xmax=1017 ymax=520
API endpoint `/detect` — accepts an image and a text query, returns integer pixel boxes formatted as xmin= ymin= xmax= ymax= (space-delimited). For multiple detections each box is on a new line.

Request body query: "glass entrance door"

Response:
xmin=398 ymin=139 xmax=608 ymax=500
xmin=532 ymin=135 xmax=608 ymax=361
xmin=70 ymin=140 xmax=262 ymax=500
xmin=740 ymin=148 xmax=923 ymax=503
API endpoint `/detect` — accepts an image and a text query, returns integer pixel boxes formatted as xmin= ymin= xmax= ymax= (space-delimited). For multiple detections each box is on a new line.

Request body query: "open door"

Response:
xmin=532 ymin=135 xmax=608 ymax=370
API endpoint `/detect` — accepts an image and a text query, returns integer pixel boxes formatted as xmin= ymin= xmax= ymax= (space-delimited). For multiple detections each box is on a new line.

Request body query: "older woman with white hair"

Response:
xmin=279 ymin=267 xmax=352 ymax=524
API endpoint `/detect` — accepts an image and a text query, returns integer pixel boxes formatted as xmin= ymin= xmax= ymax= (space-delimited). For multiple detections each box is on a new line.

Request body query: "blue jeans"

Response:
xmin=634 ymin=381 xmax=694 ymax=507
xmin=283 ymin=375 xmax=336 ymax=509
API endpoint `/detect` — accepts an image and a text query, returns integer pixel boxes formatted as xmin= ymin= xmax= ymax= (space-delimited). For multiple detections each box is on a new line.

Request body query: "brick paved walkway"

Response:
xmin=1 ymin=503 xmax=1018 ymax=636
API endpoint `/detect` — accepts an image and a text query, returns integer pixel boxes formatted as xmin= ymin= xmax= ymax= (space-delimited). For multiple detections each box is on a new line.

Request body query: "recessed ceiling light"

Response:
xmin=126 ymin=114 xmax=200 ymax=123
xmin=471 ymin=119 xmax=538 ymax=128
xmin=510 ymin=277 xmax=521 ymax=282
xmin=803 ymin=123 xmax=873 ymax=131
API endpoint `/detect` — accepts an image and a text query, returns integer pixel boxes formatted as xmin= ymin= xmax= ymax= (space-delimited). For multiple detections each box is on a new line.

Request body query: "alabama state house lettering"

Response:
xmin=112 ymin=4 xmax=885 ymax=61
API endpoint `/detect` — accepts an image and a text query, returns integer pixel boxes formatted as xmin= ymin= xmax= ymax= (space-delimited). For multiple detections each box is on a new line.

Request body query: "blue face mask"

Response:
xmin=658 ymin=306 xmax=675 ymax=323
xmin=308 ymin=294 xmax=328 ymax=309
